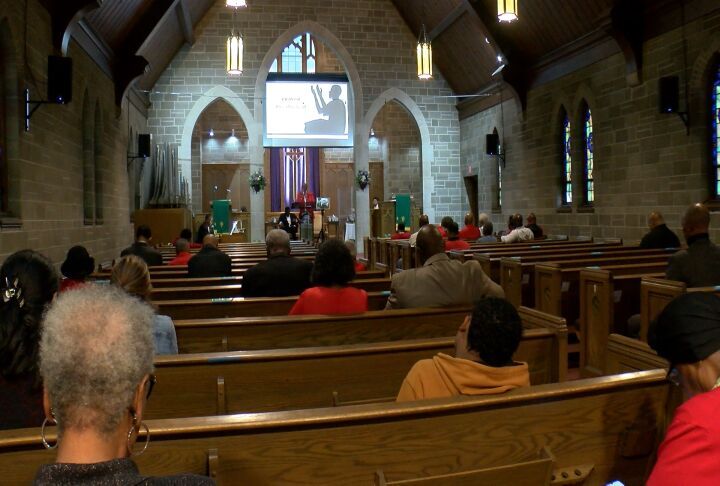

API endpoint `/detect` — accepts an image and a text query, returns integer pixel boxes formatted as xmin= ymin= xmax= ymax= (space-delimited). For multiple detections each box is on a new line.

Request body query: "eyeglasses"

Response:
xmin=145 ymin=374 xmax=157 ymax=400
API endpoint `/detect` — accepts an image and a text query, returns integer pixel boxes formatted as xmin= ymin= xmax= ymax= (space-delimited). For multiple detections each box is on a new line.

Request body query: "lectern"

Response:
xmin=211 ymin=199 xmax=231 ymax=234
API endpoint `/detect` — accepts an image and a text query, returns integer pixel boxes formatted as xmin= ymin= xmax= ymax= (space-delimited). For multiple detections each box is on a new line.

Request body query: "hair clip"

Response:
xmin=3 ymin=277 xmax=24 ymax=308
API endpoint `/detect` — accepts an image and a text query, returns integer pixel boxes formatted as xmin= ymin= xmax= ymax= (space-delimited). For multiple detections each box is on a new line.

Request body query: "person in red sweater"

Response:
xmin=168 ymin=238 xmax=193 ymax=266
xmin=173 ymin=228 xmax=202 ymax=249
xmin=445 ymin=222 xmax=471 ymax=251
xmin=289 ymin=239 xmax=368 ymax=315
xmin=438 ymin=216 xmax=454 ymax=238
xmin=391 ymin=222 xmax=411 ymax=240
xmin=458 ymin=213 xmax=481 ymax=241
xmin=647 ymin=292 xmax=720 ymax=486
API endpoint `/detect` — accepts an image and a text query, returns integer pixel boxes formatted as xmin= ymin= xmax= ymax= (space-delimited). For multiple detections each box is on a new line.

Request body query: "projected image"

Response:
xmin=265 ymin=79 xmax=351 ymax=146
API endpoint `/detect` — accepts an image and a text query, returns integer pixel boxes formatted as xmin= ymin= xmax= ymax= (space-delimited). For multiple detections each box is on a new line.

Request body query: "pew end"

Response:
xmin=639 ymin=277 xmax=684 ymax=342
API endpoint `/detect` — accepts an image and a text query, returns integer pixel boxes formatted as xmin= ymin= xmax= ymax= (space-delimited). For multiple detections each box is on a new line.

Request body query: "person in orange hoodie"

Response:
xmin=396 ymin=297 xmax=529 ymax=401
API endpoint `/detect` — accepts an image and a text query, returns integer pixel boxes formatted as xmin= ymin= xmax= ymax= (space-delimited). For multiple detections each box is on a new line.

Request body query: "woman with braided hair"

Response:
xmin=0 ymin=250 xmax=58 ymax=430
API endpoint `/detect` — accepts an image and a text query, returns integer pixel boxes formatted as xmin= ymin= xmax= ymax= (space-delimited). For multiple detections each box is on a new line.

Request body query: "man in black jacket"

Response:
xmin=120 ymin=225 xmax=163 ymax=267
xmin=188 ymin=235 xmax=232 ymax=278
xmin=278 ymin=206 xmax=299 ymax=240
xmin=666 ymin=204 xmax=720 ymax=286
xmin=640 ymin=211 xmax=681 ymax=249
xmin=242 ymin=229 xmax=313 ymax=297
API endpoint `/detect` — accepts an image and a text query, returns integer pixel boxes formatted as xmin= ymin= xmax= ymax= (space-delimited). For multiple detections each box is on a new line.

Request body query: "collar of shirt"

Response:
xmin=423 ymin=253 xmax=450 ymax=267
xmin=687 ymin=233 xmax=710 ymax=246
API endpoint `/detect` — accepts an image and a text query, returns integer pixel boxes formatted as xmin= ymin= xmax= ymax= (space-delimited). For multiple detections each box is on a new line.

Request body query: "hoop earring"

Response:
xmin=41 ymin=417 xmax=58 ymax=450
xmin=126 ymin=415 xmax=150 ymax=457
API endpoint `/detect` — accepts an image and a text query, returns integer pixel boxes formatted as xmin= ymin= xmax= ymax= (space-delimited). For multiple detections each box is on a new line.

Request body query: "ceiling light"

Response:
xmin=226 ymin=0 xmax=247 ymax=7
xmin=209 ymin=128 xmax=214 ymax=137
xmin=416 ymin=25 xmax=432 ymax=80
xmin=498 ymin=0 xmax=518 ymax=23
xmin=226 ymin=31 xmax=243 ymax=75
xmin=231 ymin=128 xmax=236 ymax=137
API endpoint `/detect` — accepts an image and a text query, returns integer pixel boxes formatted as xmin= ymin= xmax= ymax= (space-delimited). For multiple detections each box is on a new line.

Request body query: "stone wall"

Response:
xmin=461 ymin=10 xmax=720 ymax=242
xmin=0 ymin=1 xmax=138 ymax=264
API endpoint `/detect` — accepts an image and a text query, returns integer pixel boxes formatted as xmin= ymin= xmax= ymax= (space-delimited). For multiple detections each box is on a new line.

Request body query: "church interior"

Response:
xmin=1 ymin=0 xmax=720 ymax=484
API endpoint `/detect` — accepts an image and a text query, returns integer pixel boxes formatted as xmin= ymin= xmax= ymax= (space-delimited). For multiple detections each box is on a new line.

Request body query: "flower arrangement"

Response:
xmin=249 ymin=170 xmax=267 ymax=193
xmin=355 ymin=169 xmax=371 ymax=190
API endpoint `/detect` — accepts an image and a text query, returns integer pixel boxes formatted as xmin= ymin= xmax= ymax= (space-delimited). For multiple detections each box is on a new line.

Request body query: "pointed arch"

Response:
xmin=0 ymin=17 xmax=20 ymax=217
xmin=94 ymin=102 xmax=104 ymax=224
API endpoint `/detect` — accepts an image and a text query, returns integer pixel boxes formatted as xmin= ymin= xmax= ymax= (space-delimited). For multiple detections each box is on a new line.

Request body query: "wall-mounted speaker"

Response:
xmin=47 ymin=56 xmax=72 ymax=104
xmin=138 ymin=134 xmax=151 ymax=158
xmin=486 ymin=133 xmax=500 ymax=156
xmin=659 ymin=76 xmax=679 ymax=114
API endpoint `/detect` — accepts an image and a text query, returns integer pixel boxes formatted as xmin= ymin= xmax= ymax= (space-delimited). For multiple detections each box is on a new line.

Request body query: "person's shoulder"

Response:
xmin=154 ymin=314 xmax=174 ymax=325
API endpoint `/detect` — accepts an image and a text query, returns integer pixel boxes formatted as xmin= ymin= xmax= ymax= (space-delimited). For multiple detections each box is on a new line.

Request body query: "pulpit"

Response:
xmin=381 ymin=195 xmax=421 ymax=237
xmin=211 ymin=199 xmax=231 ymax=234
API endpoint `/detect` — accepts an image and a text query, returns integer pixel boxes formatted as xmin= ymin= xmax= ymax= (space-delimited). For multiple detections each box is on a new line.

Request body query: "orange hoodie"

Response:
xmin=396 ymin=353 xmax=530 ymax=402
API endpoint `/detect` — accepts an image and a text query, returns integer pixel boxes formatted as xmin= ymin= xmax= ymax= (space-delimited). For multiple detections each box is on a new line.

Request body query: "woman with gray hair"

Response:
xmin=34 ymin=284 xmax=213 ymax=484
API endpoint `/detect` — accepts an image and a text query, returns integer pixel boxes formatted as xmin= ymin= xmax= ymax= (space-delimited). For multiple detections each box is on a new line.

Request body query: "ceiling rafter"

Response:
xmin=176 ymin=0 xmax=195 ymax=46
xmin=428 ymin=3 xmax=468 ymax=41
xmin=38 ymin=0 xmax=101 ymax=54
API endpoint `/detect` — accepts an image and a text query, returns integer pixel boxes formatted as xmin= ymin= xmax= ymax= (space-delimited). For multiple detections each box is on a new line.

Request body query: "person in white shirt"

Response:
xmin=501 ymin=214 xmax=534 ymax=243
xmin=409 ymin=214 xmax=430 ymax=247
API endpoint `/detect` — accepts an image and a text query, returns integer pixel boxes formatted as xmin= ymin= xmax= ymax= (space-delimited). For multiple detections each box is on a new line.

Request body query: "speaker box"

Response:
xmin=659 ymin=76 xmax=679 ymax=114
xmin=47 ymin=56 xmax=72 ymax=104
xmin=138 ymin=134 xmax=151 ymax=158
xmin=486 ymin=133 xmax=500 ymax=155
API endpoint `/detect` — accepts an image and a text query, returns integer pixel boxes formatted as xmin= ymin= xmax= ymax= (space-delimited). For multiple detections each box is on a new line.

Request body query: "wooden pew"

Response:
xmin=175 ymin=306 xmax=473 ymax=353
xmin=147 ymin=315 xmax=566 ymax=419
xmin=150 ymin=278 xmax=391 ymax=301
xmin=604 ymin=334 xmax=668 ymax=375
xmin=501 ymin=247 xmax=676 ymax=308
xmin=157 ymin=291 xmax=390 ymax=320
xmin=578 ymin=269 xmax=665 ymax=377
xmin=0 ymin=369 xmax=670 ymax=485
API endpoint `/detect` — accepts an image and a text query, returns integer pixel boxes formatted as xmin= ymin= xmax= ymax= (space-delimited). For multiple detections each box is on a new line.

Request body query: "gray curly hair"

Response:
xmin=40 ymin=284 xmax=154 ymax=438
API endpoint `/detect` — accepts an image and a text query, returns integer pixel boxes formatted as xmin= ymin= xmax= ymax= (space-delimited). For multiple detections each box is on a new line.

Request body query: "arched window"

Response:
xmin=561 ymin=109 xmax=572 ymax=205
xmin=270 ymin=33 xmax=316 ymax=73
xmin=583 ymin=106 xmax=594 ymax=205
xmin=712 ymin=64 xmax=720 ymax=197
xmin=94 ymin=102 xmax=103 ymax=224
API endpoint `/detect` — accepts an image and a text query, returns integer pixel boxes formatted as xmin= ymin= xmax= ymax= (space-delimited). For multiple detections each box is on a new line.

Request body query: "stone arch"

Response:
xmin=178 ymin=85 xmax=256 ymax=200
xmin=364 ymin=88 xmax=434 ymax=222
xmin=0 ymin=17 xmax=20 ymax=216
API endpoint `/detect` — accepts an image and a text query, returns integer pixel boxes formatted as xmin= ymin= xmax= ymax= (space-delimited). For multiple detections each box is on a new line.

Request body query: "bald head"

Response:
xmin=648 ymin=211 xmax=665 ymax=230
xmin=203 ymin=234 xmax=219 ymax=248
xmin=416 ymin=225 xmax=445 ymax=265
xmin=682 ymin=203 xmax=711 ymax=239
xmin=266 ymin=229 xmax=291 ymax=257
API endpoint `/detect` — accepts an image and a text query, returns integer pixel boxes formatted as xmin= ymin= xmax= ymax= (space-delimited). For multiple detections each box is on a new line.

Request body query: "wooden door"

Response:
xmin=202 ymin=164 xmax=250 ymax=214
xmin=464 ymin=175 xmax=479 ymax=223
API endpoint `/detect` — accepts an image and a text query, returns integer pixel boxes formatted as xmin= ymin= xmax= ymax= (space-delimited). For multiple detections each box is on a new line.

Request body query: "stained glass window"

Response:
xmin=270 ymin=33 xmax=316 ymax=73
xmin=713 ymin=66 xmax=720 ymax=197
xmin=584 ymin=108 xmax=594 ymax=204
xmin=563 ymin=114 xmax=572 ymax=205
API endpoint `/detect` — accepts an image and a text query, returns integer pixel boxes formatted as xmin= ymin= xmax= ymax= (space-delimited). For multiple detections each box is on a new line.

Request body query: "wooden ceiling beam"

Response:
xmin=428 ymin=3 xmax=468 ymax=41
xmin=39 ymin=0 xmax=101 ymax=55
xmin=66 ymin=19 xmax=115 ymax=79
xmin=604 ymin=1 xmax=645 ymax=87
xmin=176 ymin=0 xmax=195 ymax=46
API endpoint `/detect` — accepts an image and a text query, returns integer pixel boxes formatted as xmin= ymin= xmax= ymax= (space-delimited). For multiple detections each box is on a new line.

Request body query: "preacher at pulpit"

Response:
xmin=279 ymin=206 xmax=299 ymax=240
xmin=295 ymin=183 xmax=316 ymax=219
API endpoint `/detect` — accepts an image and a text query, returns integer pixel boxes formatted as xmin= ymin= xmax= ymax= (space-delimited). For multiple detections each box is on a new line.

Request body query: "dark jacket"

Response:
xmin=525 ymin=223 xmax=543 ymax=238
xmin=242 ymin=255 xmax=313 ymax=297
xmin=120 ymin=242 xmax=163 ymax=267
xmin=666 ymin=234 xmax=720 ymax=287
xmin=196 ymin=223 xmax=211 ymax=244
xmin=188 ymin=245 xmax=232 ymax=278
xmin=640 ymin=224 xmax=681 ymax=249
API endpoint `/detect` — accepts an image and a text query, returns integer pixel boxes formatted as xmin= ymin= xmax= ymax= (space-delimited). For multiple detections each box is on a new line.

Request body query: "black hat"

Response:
xmin=649 ymin=292 xmax=720 ymax=365
xmin=60 ymin=246 xmax=95 ymax=280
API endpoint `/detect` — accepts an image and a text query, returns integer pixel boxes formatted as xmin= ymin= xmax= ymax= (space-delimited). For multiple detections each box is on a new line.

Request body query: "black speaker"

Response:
xmin=138 ymin=134 xmax=151 ymax=158
xmin=47 ymin=56 xmax=72 ymax=104
xmin=486 ymin=133 xmax=500 ymax=155
xmin=659 ymin=76 xmax=679 ymax=114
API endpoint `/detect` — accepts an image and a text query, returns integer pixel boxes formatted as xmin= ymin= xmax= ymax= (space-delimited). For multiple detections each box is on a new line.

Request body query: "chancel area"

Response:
xmin=1 ymin=0 xmax=720 ymax=484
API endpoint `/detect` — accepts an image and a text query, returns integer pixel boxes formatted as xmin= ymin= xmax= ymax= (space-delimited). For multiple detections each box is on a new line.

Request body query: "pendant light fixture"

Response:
xmin=226 ymin=0 xmax=247 ymax=7
xmin=226 ymin=5 xmax=243 ymax=75
xmin=416 ymin=24 xmax=432 ymax=80
xmin=497 ymin=0 xmax=518 ymax=22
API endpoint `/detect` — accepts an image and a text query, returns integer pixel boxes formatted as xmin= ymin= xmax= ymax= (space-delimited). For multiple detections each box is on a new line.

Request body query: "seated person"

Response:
xmin=438 ymin=216 xmax=453 ymax=238
xmin=188 ymin=234 xmax=232 ymax=278
xmin=242 ymin=229 xmax=313 ymax=297
xmin=121 ymin=225 xmax=163 ymax=267
xmin=289 ymin=239 xmax=368 ymax=315
xmin=372 ymin=197 xmax=380 ymax=210
xmin=175 ymin=228 xmax=202 ymax=249
xmin=525 ymin=213 xmax=544 ymax=239
xmin=391 ymin=222 xmax=411 ymax=240
xmin=386 ymin=225 xmax=503 ymax=309
xmin=666 ymin=203 xmax=720 ymax=286
xmin=0 ymin=250 xmax=58 ymax=431
xmin=409 ymin=214 xmax=429 ymax=247
xmin=111 ymin=256 xmax=178 ymax=355
xmin=35 ymin=285 xmax=212 ymax=485
xmin=458 ymin=213 xmax=481 ymax=240
xmin=196 ymin=214 xmax=212 ymax=244
xmin=479 ymin=221 xmax=498 ymax=243
xmin=345 ymin=239 xmax=366 ymax=272
xmin=168 ymin=238 xmax=192 ymax=266
xmin=501 ymin=214 xmax=534 ymax=243
xmin=279 ymin=206 xmax=299 ymax=240
xmin=397 ymin=297 xmax=530 ymax=401
xmin=647 ymin=292 xmax=720 ymax=485
xmin=59 ymin=245 xmax=94 ymax=292
xmin=444 ymin=222 xmax=471 ymax=251
xmin=640 ymin=211 xmax=681 ymax=249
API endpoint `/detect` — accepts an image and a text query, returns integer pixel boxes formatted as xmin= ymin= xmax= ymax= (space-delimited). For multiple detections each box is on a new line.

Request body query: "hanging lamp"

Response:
xmin=226 ymin=0 xmax=247 ymax=7
xmin=497 ymin=0 xmax=518 ymax=22
xmin=416 ymin=24 xmax=432 ymax=80
xmin=226 ymin=7 xmax=243 ymax=75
